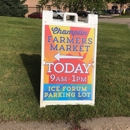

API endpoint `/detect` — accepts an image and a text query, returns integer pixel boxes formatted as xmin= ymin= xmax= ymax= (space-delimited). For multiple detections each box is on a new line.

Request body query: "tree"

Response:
xmin=39 ymin=0 xmax=107 ymax=12
xmin=0 ymin=0 xmax=28 ymax=17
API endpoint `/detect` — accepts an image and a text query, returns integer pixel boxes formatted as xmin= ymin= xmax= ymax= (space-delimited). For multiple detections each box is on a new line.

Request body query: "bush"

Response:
xmin=0 ymin=0 xmax=28 ymax=17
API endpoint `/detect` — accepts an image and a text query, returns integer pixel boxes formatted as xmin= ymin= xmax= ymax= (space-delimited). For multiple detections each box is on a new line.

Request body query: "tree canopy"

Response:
xmin=39 ymin=0 xmax=107 ymax=12
xmin=0 ymin=0 xmax=28 ymax=17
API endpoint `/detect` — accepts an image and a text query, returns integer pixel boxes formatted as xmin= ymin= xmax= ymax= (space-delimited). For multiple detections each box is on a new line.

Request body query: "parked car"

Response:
xmin=114 ymin=10 xmax=121 ymax=14
xmin=28 ymin=12 xmax=42 ymax=19
xmin=106 ymin=10 xmax=112 ymax=14
xmin=126 ymin=8 xmax=130 ymax=13
xmin=106 ymin=9 xmax=121 ymax=14
xmin=93 ymin=10 xmax=102 ymax=15
xmin=52 ymin=10 xmax=64 ymax=19
xmin=77 ymin=11 xmax=89 ymax=17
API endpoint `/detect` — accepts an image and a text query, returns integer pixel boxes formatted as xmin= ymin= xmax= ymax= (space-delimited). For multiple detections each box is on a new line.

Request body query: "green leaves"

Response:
xmin=0 ymin=0 xmax=28 ymax=17
xmin=39 ymin=0 xmax=107 ymax=12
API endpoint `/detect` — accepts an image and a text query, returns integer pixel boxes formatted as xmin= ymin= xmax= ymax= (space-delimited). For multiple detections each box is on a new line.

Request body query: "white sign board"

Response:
xmin=40 ymin=11 xmax=98 ymax=107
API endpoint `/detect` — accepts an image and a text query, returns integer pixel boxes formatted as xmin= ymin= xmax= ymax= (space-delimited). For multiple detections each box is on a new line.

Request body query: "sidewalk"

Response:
xmin=98 ymin=14 xmax=120 ymax=18
xmin=0 ymin=117 xmax=130 ymax=130
xmin=98 ymin=15 xmax=113 ymax=18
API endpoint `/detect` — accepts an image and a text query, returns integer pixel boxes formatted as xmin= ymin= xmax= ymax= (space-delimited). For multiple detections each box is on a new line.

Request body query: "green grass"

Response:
xmin=0 ymin=16 xmax=130 ymax=122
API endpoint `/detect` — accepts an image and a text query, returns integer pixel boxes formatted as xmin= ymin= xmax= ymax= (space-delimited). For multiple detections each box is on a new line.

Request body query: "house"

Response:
xmin=24 ymin=0 xmax=57 ymax=17
xmin=24 ymin=0 xmax=42 ymax=17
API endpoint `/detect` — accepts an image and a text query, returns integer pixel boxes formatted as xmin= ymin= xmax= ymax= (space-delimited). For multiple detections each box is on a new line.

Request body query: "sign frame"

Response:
xmin=40 ymin=11 xmax=98 ymax=107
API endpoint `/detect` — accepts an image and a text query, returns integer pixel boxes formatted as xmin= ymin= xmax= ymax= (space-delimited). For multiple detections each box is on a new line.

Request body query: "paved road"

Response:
xmin=78 ymin=15 xmax=130 ymax=25
xmin=98 ymin=17 xmax=130 ymax=25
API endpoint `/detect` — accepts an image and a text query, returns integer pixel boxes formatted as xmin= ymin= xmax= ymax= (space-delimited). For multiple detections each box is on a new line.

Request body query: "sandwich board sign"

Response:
xmin=40 ymin=11 xmax=98 ymax=107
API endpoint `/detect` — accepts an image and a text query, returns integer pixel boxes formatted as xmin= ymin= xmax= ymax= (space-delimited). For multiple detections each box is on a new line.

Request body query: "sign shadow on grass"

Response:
xmin=20 ymin=54 xmax=41 ymax=104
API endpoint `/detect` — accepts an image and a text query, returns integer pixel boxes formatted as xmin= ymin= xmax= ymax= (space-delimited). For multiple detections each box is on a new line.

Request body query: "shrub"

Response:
xmin=0 ymin=0 xmax=28 ymax=17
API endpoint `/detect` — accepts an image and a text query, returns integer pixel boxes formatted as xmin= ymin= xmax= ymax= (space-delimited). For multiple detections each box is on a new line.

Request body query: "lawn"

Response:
xmin=0 ymin=16 xmax=130 ymax=122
